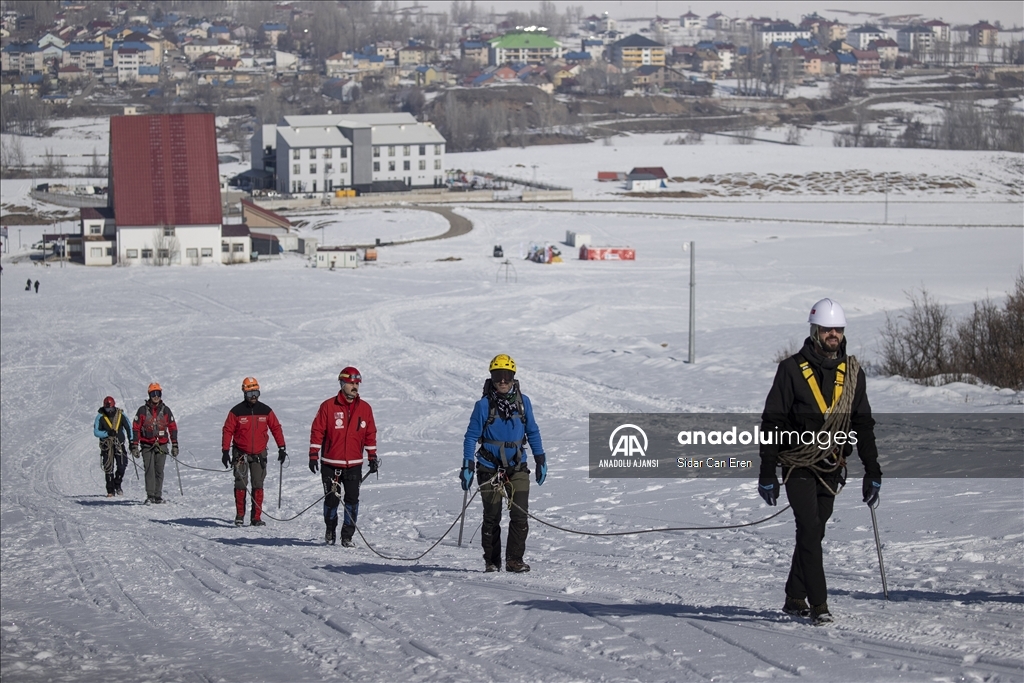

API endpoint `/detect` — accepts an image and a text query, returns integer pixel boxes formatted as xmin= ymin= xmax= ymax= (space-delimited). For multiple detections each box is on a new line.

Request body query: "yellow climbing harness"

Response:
xmin=799 ymin=361 xmax=845 ymax=415
xmin=101 ymin=410 xmax=123 ymax=433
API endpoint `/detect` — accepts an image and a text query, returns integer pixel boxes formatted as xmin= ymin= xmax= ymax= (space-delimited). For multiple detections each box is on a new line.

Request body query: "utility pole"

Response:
xmin=685 ymin=241 xmax=695 ymax=363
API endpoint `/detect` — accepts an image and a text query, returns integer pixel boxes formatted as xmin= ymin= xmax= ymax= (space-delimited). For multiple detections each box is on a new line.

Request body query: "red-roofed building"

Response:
xmin=110 ymin=112 xmax=223 ymax=266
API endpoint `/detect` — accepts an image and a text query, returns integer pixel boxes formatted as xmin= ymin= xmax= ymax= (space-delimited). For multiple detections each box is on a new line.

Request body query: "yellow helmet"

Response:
xmin=488 ymin=354 xmax=516 ymax=373
xmin=242 ymin=377 xmax=260 ymax=392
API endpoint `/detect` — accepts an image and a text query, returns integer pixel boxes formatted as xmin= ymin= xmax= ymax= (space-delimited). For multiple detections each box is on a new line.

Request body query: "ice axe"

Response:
xmin=869 ymin=502 xmax=889 ymax=600
xmin=278 ymin=459 xmax=283 ymax=509
xmin=457 ymin=488 xmax=469 ymax=547
xmin=173 ymin=450 xmax=183 ymax=496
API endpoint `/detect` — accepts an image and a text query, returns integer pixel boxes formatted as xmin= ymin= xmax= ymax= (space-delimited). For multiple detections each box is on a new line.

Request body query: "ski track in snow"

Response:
xmin=2 ymin=141 xmax=1023 ymax=682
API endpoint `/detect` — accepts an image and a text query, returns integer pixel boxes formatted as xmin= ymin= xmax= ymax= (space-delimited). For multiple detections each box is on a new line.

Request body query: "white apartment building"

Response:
xmin=253 ymin=113 xmax=446 ymax=195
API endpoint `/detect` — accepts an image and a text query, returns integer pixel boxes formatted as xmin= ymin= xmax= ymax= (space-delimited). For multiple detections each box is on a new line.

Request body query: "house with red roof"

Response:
xmin=109 ymin=112 xmax=223 ymax=266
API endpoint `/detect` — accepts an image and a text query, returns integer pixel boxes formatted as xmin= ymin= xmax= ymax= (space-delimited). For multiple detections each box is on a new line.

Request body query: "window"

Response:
xmin=325 ymin=163 xmax=333 ymax=174
xmin=372 ymin=147 xmax=380 ymax=158
xmin=222 ymin=243 xmax=230 ymax=252
xmin=292 ymin=180 xmax=301 ymax=193
xmin=293 ymin=163 xmax=300 ymax=174
xmin=340 ymin=147 xmax=348 ymax=158
xmin=163 ymin=226 xmax=175 ymax=237
xmin=309 ymin=163 xmax=317 ymax=174
xmin=232 ymin=243 xmax=244 ymax=252
xmin=326 ymin=179 xmax=333 ymax=191
xmin=186 ymin=248 xmax=198 ymax=258
xmin=142 ymin=249 xmax=153 ymax=258
xmin=388 ymin=146 xmax=395 ymax=156
xmin=341 ymin=162 xmax=348 ymax=173
xmin=434 ymin=144 xmax=442 ymax=154
xmin=373 ymin=161 xmax=380 ymax=172
xmin=89 ymin=225 xmax=102 ymax=235
xmin=158 ymin=249 xmax=170 ymax=259
xmin=201 ymin=248 xmax=213 ymax=257
xmin=419 ymin=145 xmax=426 ymax=155
xmin=434 ymin=159 xmax=442 ymax=170
xmin=403 ymin=145 xmax=410 ymax=156
xmin=323 ymin=148 xmax=332 ymax=159
xmin=293 ymin=149 xmax=300 ymax=160
xmin=388 ymin=161 xmax=395 ymax=171
xmin=419 ymin=159 xmax=426 ymax=170
xmin=310 ymin=148 xmax=317 ymax=158
xmin=90 ymin=247 xmax=103 ymax=257
xmin=126 ymin=249 xmax=138 ymax=258
xmin=403 ymin=160 xmax=410 ymax=171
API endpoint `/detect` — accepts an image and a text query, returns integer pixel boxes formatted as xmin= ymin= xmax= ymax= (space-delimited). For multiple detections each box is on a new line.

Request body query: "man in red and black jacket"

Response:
xmin=131 ymin=382 xmax=178 ymax=504
xmin=222 ymin=377 xmax=287 ymax=527
xmin=309 ymin=366 xmax=378 ymax=547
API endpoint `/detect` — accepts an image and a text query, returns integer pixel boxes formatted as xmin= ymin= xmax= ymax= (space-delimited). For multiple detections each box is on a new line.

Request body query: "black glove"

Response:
xmin=309 ymin=458 xmax=319 ymax=474
xmin=222 ymin=450 xmax=230 ymax=468
xmin=758 ymin=475 xmax=780 ymax=506
xmin=367 ymin=456 xmax=379 ymax=474
xmin=278 ymin=446 xmax=288 ymax=463
xmin=862 ymin=476 xmax=881 ymax=507
xmin=171 ymin=443 xmax=179 ymax=458
xmin=534 ymin=454 xmax=547 ymax=485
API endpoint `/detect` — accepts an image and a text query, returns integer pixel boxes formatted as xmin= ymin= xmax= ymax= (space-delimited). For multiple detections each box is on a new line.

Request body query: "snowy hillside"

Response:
xmin=1 ymin=133 xmax=1022 ymax=682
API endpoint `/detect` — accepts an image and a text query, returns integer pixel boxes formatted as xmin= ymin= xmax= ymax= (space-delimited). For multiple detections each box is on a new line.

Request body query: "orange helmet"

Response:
xmin=242 ymin=377 xmax=260 ymax=392
xmin=148 ymin=382 xmax=162 ymax=393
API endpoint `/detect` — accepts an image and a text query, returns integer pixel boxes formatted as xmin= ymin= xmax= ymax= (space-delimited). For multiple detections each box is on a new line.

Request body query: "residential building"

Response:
xmin=489 ymin=31 xmax=564 ymax=65
xmin=260 ymin=23 xmax=288 ymax=47
xmin=398 ymin=44 xmax=436 ymax=66
xmin=257 ymin=113 xmax=447 ymax=195
xmin=460 ymin=40 xmax=489 ymax=65
xmin=183 ymin=38 xmax=240 ymax=62
xmin=897 ymin=25 xmax=935 ymax=57
xmin=680 ymin=11 xmax=701 ymax=29
xmin=755 ymin=22 xmax=812 ymax=49
xmin=325 ymin=51 xmax=353 ymax=76
xmin=61 ymin=41 xmax=104 ymax=71
xmin=706 ymin=12 xmax=732 ymax=32
xmin=109 ymin=112 xmax=223 ymax=266
xmin=1 ymin=43 xmax=43 ymax=74
xmin=851 ymin=49 xmax=880 ymax=75
xmin=869 ymin=38 xmax=898 ymax=65
xmin=609 ymin=34 xmax=665 ymax=69
xmin=969 ymin=22 xmax=998 ymax=47
xmin=846 ymin=25 xmax=888 ymax=50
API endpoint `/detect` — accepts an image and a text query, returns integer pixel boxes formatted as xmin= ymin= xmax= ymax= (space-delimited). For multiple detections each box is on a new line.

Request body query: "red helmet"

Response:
xmin=103 ymin=396 xmax=116 ymax=408
xmin=338 ymin=366 xmax=362 ymax=384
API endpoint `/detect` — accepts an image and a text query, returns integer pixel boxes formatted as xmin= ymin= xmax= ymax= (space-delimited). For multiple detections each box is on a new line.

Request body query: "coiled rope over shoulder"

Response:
xmin=776 ymin=355 xmax=859 ymax=495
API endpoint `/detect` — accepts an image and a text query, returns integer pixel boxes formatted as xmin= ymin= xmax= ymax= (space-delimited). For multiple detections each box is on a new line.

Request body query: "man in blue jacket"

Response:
xmin=94 ymin=396 xmax=133 ymax=497
xmin=462 ymin=354 xmax=546 ymax=573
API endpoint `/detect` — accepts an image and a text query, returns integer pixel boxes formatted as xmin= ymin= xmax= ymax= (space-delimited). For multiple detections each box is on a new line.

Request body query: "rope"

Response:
xmin=776 ymin=356 xmax=860 ymax=496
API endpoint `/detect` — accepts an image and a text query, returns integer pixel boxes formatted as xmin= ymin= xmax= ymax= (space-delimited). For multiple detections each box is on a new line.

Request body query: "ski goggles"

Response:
xmin=490 ymin=370 xmax=515 ymax=385
xmin=244 ymin=390 xmax=260 ymax=401
xmin=149 ymin=390 xmax=162 ymax=399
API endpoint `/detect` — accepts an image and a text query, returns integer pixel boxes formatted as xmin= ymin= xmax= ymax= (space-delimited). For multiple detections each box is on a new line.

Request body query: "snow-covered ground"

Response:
xmin=1 ymin=127 xmax=1022 ymax=682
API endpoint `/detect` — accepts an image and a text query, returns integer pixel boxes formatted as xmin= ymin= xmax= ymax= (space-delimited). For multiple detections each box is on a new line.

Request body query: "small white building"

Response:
xmin=221 ymin=224 xmax=251 ymax=264
xmin=315 ymin=246 xmax=358 ymax=269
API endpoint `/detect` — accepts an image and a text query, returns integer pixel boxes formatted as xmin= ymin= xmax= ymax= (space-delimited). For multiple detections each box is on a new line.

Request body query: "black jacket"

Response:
xmin=759 ymin=337 xmax=881 ymax=479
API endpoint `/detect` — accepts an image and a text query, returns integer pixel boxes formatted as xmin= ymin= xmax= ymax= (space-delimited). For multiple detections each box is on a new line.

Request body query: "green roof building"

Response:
xmin=488 ymin=31 xmax=564 ymax=65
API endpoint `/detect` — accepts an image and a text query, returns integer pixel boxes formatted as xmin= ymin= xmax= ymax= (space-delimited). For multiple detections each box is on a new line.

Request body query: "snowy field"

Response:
xmin=1 ymin=130 xmax=1023 ymax=682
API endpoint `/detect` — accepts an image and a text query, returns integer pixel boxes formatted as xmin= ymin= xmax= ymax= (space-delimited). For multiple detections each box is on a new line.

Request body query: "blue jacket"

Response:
xmin=463 ymin=393 xmax=544 ymax=469
xmin=94 ymin=408 xmax=133 ymax=442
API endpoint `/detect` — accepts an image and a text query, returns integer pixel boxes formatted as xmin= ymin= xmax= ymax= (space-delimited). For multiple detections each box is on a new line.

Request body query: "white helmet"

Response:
xmin=808 ymin=298 xmax=847 ymax=327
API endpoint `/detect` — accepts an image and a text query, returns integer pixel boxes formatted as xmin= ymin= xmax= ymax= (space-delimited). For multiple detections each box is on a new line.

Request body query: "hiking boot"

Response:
xmin=325 ymin=528 xmax=336 ymax=545
xmin=115 ymin=487 xmax=123 ymax=496
xmin=234 ymin=515 xmax=245 ymax=527
xmin=505 ymin=560 xmax=530 ymax=573
xmin=251 ymin=519 xmax=266 ymax=527
xmin=783 ymin=596 xmax=811 ymax=618
xmin=340 ymin=538 xmax=355 ymax=548
xmin=144 ymin=497 xmax=154 ymax=505
xmin=153 ymin=497 xmax=165 ymax=504
xmin=106 ymin=492 xmax=115 ymax=498
xmin=485 ymin=563 xmax=501 ymax=573
xmin=811 ymin=602 xmax=834 ymax=625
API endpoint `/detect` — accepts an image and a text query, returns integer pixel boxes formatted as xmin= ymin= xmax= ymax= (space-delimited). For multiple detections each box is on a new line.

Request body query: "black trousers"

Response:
xmin=100 ymin=438 xmax=127 ymax=494
xmin=478 ymin=466 xmax=530 ymax=566
xmin=784 ymin=473 xmax=839 ymax=607
xmin=322 ymin=465 xmax=362 ymax=541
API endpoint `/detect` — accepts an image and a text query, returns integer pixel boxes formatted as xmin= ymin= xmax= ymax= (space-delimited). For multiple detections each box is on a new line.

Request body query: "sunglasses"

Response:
xmin=819 ymin=326 xmax=845 ymax=334
xmin=491 ymin=371 xmax=515 ymax=385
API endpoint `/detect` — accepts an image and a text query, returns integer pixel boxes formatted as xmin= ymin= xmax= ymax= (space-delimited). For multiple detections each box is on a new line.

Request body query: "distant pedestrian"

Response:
xmin=222 ymin=377 xmax=287 ymax=527
xmin=130 ymin=383 xmax=179 ymax=504
xmin=33 ymin=280 xmax=39 ymax=293
xmin=308 ymin=366 xmax=378 ymax=547
xmin=94 ymin=396 xmax=132 ymax=497
xmin=25 ymin=278 xmax=31 ymax=291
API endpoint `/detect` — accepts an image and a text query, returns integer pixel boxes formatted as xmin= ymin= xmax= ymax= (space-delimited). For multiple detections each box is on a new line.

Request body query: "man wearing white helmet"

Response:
xmin=757 ymin=298 xmax=882 ymax=625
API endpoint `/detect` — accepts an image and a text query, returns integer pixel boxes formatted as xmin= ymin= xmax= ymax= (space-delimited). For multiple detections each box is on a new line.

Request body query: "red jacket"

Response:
xmin=133 ymin=401 xmax=177 ymax=446
xmin=222 ymin=400 xmax=285 ymax=455
xmin=309 ymin=393 xmax=376 ymax=468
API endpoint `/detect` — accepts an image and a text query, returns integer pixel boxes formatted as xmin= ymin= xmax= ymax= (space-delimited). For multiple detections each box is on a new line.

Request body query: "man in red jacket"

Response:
xmin=222 ymin=377 xmax=287 ymax=527
xmin=309 ymin=366 xmax=378 ymax=546
xmin=130 ymin=382 xmax=178 ymax=504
